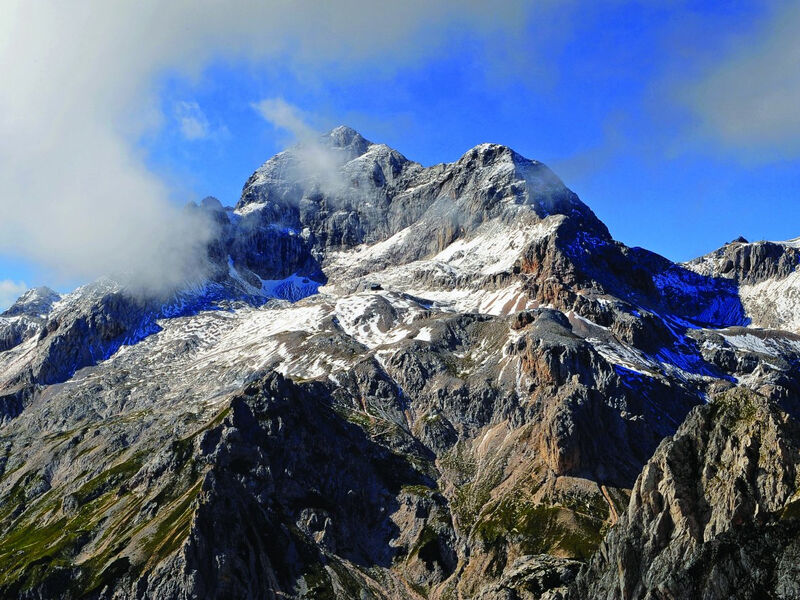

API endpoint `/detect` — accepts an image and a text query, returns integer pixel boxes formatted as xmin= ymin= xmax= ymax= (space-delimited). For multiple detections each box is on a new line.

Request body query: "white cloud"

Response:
xmin=253 ymin=98 xmax=316 ymax=141
xmin=0 ymin=1 xmax=532 ymax=293
xmin=175 ymin=101 xmax=230 ymax=142
xmin=0 ymin=280 xmax=28 ymax=312
xmin=253 ymin=97 xmax=348 ymax=195
xmin=176 ymin=101 xmax=211 ymax=140
xmin=681 ymin=4 xmax=800 ymax=159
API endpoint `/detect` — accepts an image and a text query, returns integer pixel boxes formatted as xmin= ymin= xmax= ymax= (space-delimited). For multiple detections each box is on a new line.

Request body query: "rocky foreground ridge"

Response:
xmin=0 ymin=127 xmax=799 ymax=599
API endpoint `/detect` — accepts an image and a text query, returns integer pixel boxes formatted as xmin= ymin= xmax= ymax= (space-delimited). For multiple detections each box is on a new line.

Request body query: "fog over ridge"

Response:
xmin=0 ymin=1 xmax=528 ymax=296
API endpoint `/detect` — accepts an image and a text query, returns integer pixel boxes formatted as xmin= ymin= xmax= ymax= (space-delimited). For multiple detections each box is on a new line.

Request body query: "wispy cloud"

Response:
xmin=176 ymin=101 xmax=211 ymax=140
xmin=253 ymin=97 xmax=348 ymax=195
xmin=0 ymin=1 xmax=531 ymax=291
xmin=253 ymin=98 xmax=317 ymax=141
xmin=175 ymin=101 xmax=229 ymax=142
xmin=0 ymin=280 xmax=28 ymax=312
xmin=679 ymin=3 xmax=800 ymax=160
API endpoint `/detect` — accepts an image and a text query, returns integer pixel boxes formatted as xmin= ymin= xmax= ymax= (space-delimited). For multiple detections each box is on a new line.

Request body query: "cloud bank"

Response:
xmin=253 ymin=98 xmax=318 ymax=142
xmin=681 ymin=3 xmax=800 ymax=160
xmin=0 ymin=1 xmax=530 ymax=294
xmin=4 ymin=0 xmax=793 ymax=300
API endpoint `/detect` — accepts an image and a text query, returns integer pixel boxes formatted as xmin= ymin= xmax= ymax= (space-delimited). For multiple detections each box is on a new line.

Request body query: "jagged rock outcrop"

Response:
xmin=570 ymin=388 xmax=800 ymax=600
xmin=138 ymin=373 xmax=453 ymax=599
xmin=688 ymin=237 xmax=800 ymax=284
xmin=0 ymin=373 xmax=457 ymax=599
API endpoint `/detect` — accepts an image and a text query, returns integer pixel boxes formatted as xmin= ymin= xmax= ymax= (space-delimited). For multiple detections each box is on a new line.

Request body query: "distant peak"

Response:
xmin=2 ymin=286 xmax=60 ymax=317
xmin=459 ymin=142 xmax=539 ymax=169
xmin=20 ymin=286 xmax=58 ymax=302
xmin=466 ymin=141 xmax=512 ymax=156
xmin=325 ymin=125 xmax=371 ymax=150
xmin=200 ymin=196 xmax=224 ymax=212
xmin=471 ymin=142 xmax=512 ymax=153
xmin=328 ymin=124 xmax=358 ymax=137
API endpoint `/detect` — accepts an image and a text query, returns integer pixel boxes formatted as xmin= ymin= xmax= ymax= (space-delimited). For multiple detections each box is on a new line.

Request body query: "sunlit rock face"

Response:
xmin=569 ymin=389 xmax=800 ymax=600
xmin=1 ymin=128 xmax=799 ymax=599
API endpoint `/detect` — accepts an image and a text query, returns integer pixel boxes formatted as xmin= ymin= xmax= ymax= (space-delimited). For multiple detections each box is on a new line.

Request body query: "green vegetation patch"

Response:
xmin=74 ymin=453 xmax=144 ymax=505
xmin=0 ymin=409 xmax=221 ymax=597
xmin=439 ymin=441 xmax=477 ymax=480
xmin=451 ymin=476 xmax=499 ymax=532
xmin=474 ymin=497 xmax=605 ymax=561
xmin=552 ymin=489 xmax=611 ymax=523
xmin=781 ymin=498 xmax=800 ymax=521
xmin=713 ymin=388 xmax=760 ymax=425
xmin=300 ymin=559 xmax=368 ymax=600
xmin=0 ymin=479 xmax=119 ymax=590
xmin=400 ymin=484 xmax=439 ymax=497
xmin=141 ymin=478 xmax=203 ymax=566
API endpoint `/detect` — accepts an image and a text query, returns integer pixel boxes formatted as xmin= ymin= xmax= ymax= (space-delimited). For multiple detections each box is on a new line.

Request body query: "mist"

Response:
xmin=681 ymin=3 xmax=800 ymax=160
xmin=253 ymin=98 xmax=352 ymax=197
xmin=0 ymin=1 xmax=529 ymax=297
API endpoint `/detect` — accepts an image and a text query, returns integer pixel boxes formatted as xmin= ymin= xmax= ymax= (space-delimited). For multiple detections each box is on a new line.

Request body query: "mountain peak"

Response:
xmin=464 ymin=141 xmax=519 ymax=159
xmin=1 ymin=286 xmax=60 ymax=317
xmin=457 ymin=142 xmax=563 ymax=191
xmin=459 ymin=142 xmax=539 ymax=167
xmin=236 ymin=127 xmax=602 ymax=252
xmin=324 ymin=125 xmax=371 ymax=153
xmin=451 ymin=140 xmax=592 ymax=224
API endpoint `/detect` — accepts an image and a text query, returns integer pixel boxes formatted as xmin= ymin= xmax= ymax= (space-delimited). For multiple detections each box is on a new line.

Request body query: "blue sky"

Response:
xmin=2 ymin=1 xmax=800 ymax=307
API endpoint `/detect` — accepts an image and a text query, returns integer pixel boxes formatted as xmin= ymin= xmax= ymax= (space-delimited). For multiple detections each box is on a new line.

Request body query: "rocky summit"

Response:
xmin=1 ymin=127 xmax=799 ymax=599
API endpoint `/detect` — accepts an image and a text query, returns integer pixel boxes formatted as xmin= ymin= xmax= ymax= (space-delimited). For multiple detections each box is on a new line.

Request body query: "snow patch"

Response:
xmin=234 ymin=201 xmax=268 ymax=216
xmin=260 ymin=273 xmax=321 ymax=302
xmin=739 ymin=271 xmax=800 ymax=333
xmin=430 ymin=216 xmax=563 ymax=276
xmin=415 ymin=327 xmax=433 ymax=342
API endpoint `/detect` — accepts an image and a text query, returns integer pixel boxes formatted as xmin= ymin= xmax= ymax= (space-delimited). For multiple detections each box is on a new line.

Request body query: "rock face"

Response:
xmin=0 ymin=287 xmax=60 ymax=352
xmin=570 ymin=388 xmax=800 ymax=600
xmin=0 ymin=127 xmax=799 ymax=599
xmin=687 ymin=237 xmax=800 ymax=284
xmin=134 ymin=373 xmax=453 ymax=599
xmin=687 ymin=237 xmax=800 ymax=332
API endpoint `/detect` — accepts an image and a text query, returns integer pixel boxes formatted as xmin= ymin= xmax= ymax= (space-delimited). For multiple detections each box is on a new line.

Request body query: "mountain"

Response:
xmin=0 ymin=127 xmax=798 ymax=599
xmin=686 ymin=236 xmax=800 ymax=332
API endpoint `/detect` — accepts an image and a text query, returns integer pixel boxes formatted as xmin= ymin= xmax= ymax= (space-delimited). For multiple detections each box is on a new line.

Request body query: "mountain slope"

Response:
xmin=0 ymin=127 xmax=799 ymax=599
